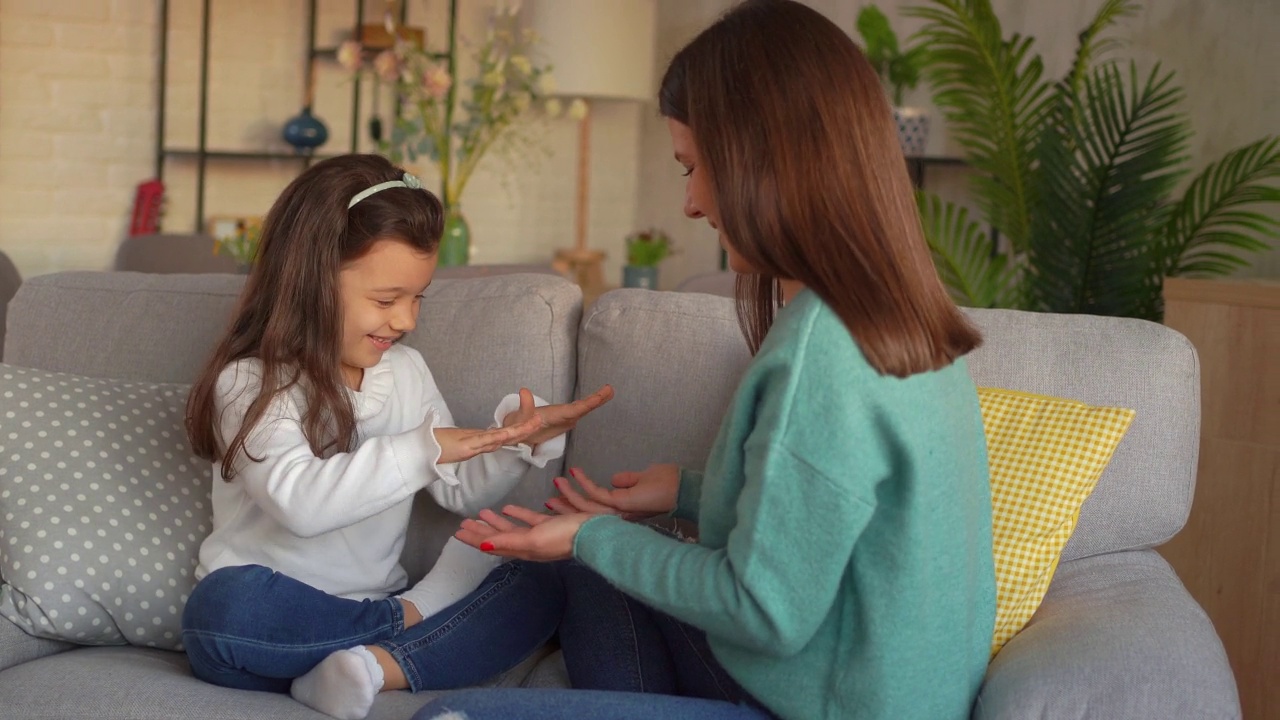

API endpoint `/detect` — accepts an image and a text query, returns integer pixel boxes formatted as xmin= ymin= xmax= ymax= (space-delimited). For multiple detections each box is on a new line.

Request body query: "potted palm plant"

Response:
xmin=854 ymin=5 xmax=932 ymax=157
xmin=910 ymin=0 xmax=1279 ymax=320
xmin=622 ymin=229 xmax=672 ymax=290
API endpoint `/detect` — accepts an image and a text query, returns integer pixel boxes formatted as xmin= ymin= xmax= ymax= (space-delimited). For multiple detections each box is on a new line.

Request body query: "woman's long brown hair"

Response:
xmin=660 ymin=0 xmax=981 ymax=376
xmin=186 ymin=154 xmax=443 ymax=480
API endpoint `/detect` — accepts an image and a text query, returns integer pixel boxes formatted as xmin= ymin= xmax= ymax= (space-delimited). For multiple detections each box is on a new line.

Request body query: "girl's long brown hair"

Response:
xmin=186 ymin=154 xmax=443 ymax=480
xmin=660 ymin=0 xmax=981 ymax=376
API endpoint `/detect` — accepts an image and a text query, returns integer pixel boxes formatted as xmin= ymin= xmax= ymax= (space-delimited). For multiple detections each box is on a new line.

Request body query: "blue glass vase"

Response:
xmin=282 ymin=106 xmax=328 ymax=154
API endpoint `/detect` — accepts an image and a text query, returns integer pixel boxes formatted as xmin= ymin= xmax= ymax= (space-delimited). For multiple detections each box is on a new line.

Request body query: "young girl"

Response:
xmin=180 ymin=154 xmax=611 ymax=720
xmin=417 ymin=1 xmax=997 ymax=719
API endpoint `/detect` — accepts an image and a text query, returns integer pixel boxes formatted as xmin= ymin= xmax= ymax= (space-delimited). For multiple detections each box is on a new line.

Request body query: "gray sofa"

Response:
xmin=0 ymin=271 xmax=1238 ymax=719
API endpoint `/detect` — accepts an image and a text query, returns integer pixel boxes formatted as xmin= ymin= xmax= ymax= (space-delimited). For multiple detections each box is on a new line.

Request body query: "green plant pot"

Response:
xmin=623 ymin=265 xmax=659 ymax=289
xmin=440 ymin=206 xmax=470 ymax=267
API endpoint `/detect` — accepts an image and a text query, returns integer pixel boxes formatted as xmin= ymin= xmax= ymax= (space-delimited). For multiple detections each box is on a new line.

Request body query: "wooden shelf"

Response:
xmin=312 ymin=46 xmax=449 ymax=62
xmin=162 ymin=149 xmax=344 ymax=162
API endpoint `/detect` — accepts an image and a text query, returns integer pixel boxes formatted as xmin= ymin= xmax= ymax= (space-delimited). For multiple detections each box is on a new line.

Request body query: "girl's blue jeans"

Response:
xmin=180 ymin=560 xmax=563 ymax=694
xmin=412 ymin=559 xmax=777 ymax=720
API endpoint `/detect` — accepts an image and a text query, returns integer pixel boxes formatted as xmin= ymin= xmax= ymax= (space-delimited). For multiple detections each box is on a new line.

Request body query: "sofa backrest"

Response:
xmin=4 ymin=270 xmax=582 ymax=582
xmin=6 ymin=273 xmax=1200 ymax=564
xmin=567 ymin=291 xmax=1200 ymax=562
xmin=962 ymin=308 xmax=1199 ymax=560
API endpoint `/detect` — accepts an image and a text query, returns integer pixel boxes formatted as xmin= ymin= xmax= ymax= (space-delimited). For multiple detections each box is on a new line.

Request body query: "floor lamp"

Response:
xmin=527 ymin=0 xmax=657 ymax=303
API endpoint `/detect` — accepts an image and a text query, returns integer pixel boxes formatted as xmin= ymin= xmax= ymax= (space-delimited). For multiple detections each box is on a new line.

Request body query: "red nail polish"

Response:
xmin=480 ymin=542 xmax=495 ymax=552
xmin=545 ymin=502 xmax=555 ymax=510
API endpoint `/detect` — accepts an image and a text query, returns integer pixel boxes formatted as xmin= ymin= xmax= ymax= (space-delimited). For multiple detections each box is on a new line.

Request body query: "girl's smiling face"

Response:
xmin=338 ymin=237 xmax=437 ymax=390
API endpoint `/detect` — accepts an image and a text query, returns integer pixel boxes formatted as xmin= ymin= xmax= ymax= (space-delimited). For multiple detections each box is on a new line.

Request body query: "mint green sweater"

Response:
xmin=574 ymin=290 xmax=996 ymax=720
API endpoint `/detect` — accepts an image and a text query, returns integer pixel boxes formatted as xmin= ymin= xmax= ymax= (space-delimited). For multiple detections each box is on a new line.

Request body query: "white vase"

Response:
xmin=893 ymin=107 xmax=931 ymax=158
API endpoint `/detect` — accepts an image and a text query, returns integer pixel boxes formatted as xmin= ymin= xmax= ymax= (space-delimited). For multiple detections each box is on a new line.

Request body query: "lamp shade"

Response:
xmin=525 ymin=0 xmax=657 ymax=102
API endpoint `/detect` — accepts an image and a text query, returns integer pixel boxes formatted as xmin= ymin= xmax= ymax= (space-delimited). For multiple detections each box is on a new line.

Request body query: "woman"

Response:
xmin=417 ymin=1 xmax=995 ymax=718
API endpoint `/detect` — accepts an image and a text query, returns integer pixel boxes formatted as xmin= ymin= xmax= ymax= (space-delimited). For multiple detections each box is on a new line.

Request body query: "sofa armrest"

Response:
xmin=0 ymin=615 xmax=74 ymax=673
xmin=976 ymin=550 xmax=1239 ymax=720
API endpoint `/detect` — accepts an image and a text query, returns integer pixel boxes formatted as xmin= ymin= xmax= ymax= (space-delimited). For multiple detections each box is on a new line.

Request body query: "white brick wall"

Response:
xmin=0 ymin=0 xmax=160 ymax=276
xmin=0 ymin=0 xmax=644 ymax=281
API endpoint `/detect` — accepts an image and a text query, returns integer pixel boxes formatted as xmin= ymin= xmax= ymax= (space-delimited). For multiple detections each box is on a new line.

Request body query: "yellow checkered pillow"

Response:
xmin=978 ymin=387 xmax=1135 ymax=656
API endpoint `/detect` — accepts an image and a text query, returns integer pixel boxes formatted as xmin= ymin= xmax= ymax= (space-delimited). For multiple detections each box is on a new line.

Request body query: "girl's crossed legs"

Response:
xmin=181 ymin=560 xmax=562 ymax=695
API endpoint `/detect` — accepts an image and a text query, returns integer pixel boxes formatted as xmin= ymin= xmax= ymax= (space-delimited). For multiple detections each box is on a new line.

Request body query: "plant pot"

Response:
xmin=439 ymin=206 xmax=470 ymax=267
xmin=623 ymin=265 xmax=659 ymax=290
xmin=893 ymin=107 xmax=931 ymax=158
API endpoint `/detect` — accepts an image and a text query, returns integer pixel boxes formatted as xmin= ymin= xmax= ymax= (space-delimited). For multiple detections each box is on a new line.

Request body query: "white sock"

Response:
xmin=398 ymin=537 xmax=502 ymax=620
xmin=290 ymin=646 xmax=384 ymax=720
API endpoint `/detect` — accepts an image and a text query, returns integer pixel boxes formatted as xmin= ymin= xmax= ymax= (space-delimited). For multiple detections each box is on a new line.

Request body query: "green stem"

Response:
xmin=441 ymin=0 xmax=460 ymax=204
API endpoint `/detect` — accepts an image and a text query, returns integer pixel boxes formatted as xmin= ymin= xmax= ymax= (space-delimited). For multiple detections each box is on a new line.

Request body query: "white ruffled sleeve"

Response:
xmin=490 ymin=392 xmax=565 ymax=468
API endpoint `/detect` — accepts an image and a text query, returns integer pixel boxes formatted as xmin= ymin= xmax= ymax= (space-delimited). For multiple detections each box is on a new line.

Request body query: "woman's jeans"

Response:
xmin=181 ymin=560 xmax=563 ymax=694
xmin=412 ymin=559 xmax=776 ymax=720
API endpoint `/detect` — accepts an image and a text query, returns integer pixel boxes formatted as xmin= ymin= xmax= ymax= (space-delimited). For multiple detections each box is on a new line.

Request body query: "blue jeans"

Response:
xmin=181 ymin=560 xmax=563 ymax=694
xmin=412 ymin=560 xmax=776 ymax=720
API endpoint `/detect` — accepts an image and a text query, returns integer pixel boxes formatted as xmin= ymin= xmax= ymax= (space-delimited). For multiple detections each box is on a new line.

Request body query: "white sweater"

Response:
xmin=194 ymin=344 xmax=561 ymax=599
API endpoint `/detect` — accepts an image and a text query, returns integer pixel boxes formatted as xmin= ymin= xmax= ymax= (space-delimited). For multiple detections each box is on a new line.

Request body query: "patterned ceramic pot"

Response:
xmin=893 ymin=106 xmax=931 ymax=158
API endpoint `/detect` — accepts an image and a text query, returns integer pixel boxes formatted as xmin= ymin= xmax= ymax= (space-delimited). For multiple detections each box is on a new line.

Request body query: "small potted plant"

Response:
xmin=212 ymin=219 xmax=262 ymax=273
xmin=623 ymin=228 xmax=673 ymax=290
xmin=854 ymin=5 xmax=932 ymax=157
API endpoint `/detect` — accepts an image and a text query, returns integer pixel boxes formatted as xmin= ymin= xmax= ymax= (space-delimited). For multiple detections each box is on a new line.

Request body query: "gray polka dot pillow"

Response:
xmin=0 ymin=364 xmax=211 ymax=650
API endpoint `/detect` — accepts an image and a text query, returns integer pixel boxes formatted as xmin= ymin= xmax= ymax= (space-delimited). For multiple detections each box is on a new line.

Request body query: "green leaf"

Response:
xmin=917 ymin=192 xmax=1020 ymax=308
xmin=856 ymin=5 xmax=900 ymax=75
xmin=1163 ymin=136 xmax=1280 ymax=278
xmin=1028 ymin=61 xmax=1190 ymax=319
xmin=908 ymin=0 xmax=1057 ymax=252
xmin=1065 ymin=0 xmax=1139 ymax=98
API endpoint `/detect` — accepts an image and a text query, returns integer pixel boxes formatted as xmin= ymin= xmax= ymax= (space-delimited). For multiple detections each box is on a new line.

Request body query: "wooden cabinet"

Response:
xmin=1158 ymin=277 xmax=1280 ymax=720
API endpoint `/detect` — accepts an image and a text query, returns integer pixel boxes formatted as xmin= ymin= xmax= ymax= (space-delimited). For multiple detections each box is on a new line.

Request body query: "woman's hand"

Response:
xmin=433 ymin=414 xmax=544 ymax=464
xmin=545 ymin=465 xmax=679 ymax=520
xmin=502 ymin=385 xmax=614 ymax=448
xmin=455 ymin=505 xmax=594 ymax=562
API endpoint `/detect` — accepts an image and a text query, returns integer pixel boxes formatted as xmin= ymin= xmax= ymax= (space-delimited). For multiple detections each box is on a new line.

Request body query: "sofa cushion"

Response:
xmin=565 ymin=289 xmax=750 ymax=483
xmin=0 ymin=600 xmax=73 ymax=672
xmin=0 ymin=644 xmax=552 ymax=720
xmin=976 ymin=550 xmax=1240 ymax=720
xmin=0 ymin=365 xmax=209 ymax=650
xmin=3 ymin=272 xmax=244 ymax=384
xmin=978 ymin=387 xmax=1135 ymax=655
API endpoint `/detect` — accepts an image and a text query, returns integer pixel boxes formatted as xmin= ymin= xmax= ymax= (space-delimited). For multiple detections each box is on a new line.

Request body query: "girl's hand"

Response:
xmin=545 ymin=465 xmax=679 ymax=520
xmin=434 ymin=414 xmax=544 ymax=464
xmin=502 ymin=385 xmax=614 ymax=448
xmin=456 ymin=505 xmax=594 ymax=562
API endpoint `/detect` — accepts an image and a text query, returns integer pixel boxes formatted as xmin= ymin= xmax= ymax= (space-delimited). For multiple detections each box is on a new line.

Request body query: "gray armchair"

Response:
xmin=0 ymin=249 xmax=21 ymax=361
xmin=113 ymin=234 xmax=239 ymax=274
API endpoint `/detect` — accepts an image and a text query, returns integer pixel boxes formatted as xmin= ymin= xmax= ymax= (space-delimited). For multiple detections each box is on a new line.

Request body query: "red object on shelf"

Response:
xmin=129 ymin=179 xmax=165 ymax=236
